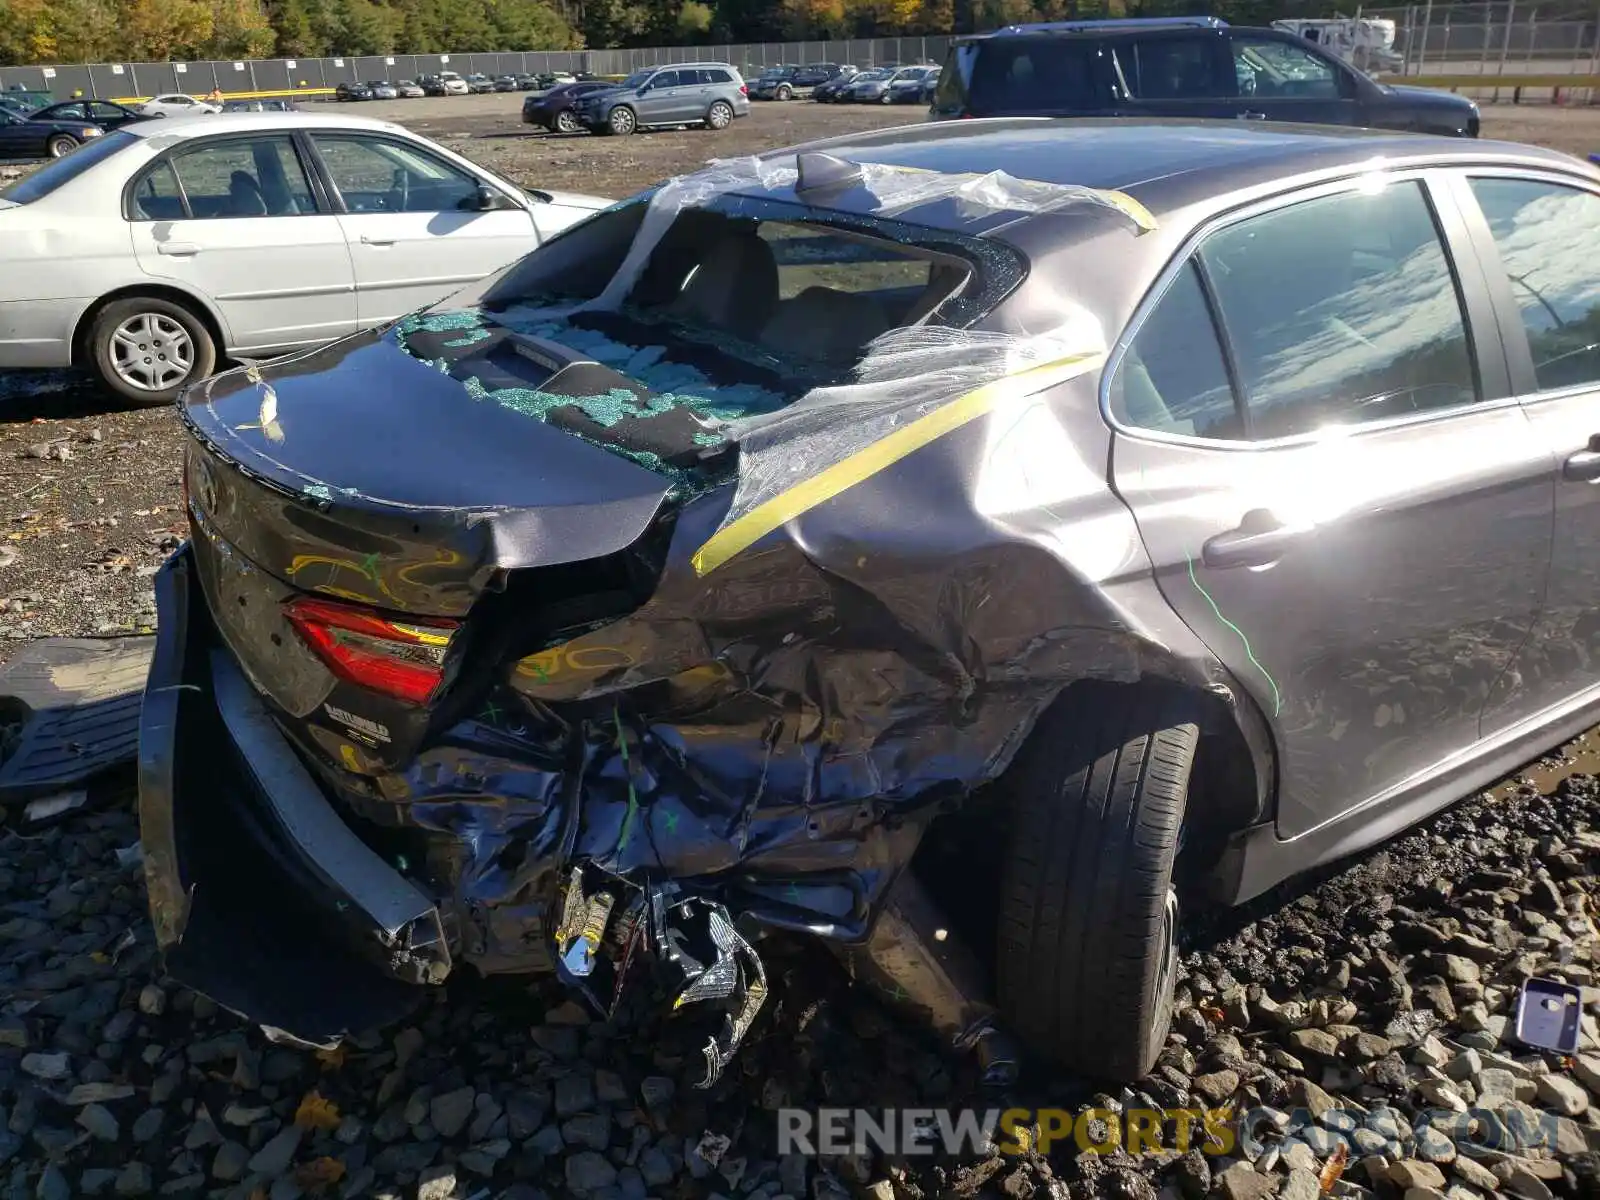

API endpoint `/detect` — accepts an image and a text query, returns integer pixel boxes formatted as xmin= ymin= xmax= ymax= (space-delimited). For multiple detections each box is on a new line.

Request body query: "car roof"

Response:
xmin=766 ymin=117 xmax=1591 ymax=225
xmin=120 ymin=110 xmax=412 ymax=141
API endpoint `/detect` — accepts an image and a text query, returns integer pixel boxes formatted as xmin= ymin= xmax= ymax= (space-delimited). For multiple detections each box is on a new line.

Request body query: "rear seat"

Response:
xmin=760 ymin=287 xmax=891 ymax=361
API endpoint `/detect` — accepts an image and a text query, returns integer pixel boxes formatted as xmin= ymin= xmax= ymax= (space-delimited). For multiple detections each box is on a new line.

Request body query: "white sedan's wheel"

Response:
xmin=89 ymin=296 xmax=217 ymax=406
xmin=111 ymin=313 xmax=193 ymax=392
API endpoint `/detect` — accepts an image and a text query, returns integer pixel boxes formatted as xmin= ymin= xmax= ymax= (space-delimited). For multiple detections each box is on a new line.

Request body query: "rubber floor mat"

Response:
xmin=0 ymin=637 xmax=154 ymax=802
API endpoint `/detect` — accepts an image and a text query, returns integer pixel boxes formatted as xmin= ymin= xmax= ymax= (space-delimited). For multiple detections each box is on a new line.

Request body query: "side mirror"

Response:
xmin=476 ymin=184 xmax=516 ymax=212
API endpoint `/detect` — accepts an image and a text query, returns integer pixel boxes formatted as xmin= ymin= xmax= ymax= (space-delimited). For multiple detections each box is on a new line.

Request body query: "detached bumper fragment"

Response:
xmin=137 ymin=548 xmax=448 ymax=1047
xmin=553 ymin=865 xmax=769 ymax=1089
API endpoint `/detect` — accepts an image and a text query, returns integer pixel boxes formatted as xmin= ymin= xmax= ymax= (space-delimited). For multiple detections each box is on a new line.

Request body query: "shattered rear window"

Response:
xmin=481 ymin=200 xmax=978 ymax=375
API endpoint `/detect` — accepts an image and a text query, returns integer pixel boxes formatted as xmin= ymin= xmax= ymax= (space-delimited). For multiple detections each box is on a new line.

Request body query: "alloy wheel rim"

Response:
xmin=710 ymin=104 xmax=730 ymax=127
xmin=110 ymin=313 xmax=193 ymax=392
xmin=49 ymin=138 xmax=74 ymax=158
xmin=613 ymin=109 xmax=634 ymax=132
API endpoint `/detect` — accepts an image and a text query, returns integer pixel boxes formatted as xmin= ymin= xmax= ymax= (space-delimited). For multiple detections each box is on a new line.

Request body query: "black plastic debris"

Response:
xmin=0 ymin=637 xmax=152 ymax=802
xmin=553 ymin=866 xmax=768 ymax=1088
xmin=1514 ymin=976 xmax=1583 ymax=1053
xmin=653 ymin=891 xmax=769 ymax=1089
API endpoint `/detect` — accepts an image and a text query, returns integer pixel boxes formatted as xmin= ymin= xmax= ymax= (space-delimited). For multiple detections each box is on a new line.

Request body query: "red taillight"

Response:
xmin=284 ymin=596 xmax=459 ymax=705
xmin=740 ymin=83 xmax=749 ymax=95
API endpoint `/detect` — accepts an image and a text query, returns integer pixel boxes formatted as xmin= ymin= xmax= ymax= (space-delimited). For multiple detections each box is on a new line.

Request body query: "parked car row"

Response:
xmin=746 ymin=61 xmax=941 ymax=103
xmin=335 ymin=71 xmax=597 ymax=101
xmin=524 ymin=63 xmax=749 ymax=135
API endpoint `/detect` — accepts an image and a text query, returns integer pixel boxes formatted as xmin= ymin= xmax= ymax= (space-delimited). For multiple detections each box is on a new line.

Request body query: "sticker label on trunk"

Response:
xmin=323 ymin=704 xmax=391 ymax=744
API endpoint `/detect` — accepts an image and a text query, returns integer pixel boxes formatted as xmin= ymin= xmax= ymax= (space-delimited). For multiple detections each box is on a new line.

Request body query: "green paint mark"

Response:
xmin=883 ymin=982 xmax=908 ymax=1003
xmin=785 ymin=881 xmax=802 ymax=902
xmin=662 ymin=810 xmax=679 ymax=835
xmin=479 ymin=699 xmax=503 ymax=726
xmin=360 ymin=551 xmax=381 ymax=580
xmin=613 ymin=705 xmax=641 ymax=854
xmin=1185 ymin=551 xmax=1282 ymax=718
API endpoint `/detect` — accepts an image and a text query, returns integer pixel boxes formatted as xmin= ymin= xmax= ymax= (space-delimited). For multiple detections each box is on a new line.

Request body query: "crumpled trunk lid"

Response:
xmin=178 ymin=323 xmax=686 ymax=765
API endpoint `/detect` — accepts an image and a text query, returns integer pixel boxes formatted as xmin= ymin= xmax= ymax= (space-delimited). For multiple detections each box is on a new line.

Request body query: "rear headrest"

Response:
xmin=665 ymin=231 xmax=779 ymax=341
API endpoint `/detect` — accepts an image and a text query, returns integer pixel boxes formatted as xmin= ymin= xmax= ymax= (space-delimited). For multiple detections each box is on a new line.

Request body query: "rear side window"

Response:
xmin=0 ymin=129 xmax=138 ymax=204
xmin=962 ymin=39 xmax=1108 ymax=112
xmin=1110 ymin=261 xmax=1240 ymax=439
xmin=167 ymin=135 xmax=315 ymax=218
xmin=1119 ymin=35 xmax=1228 ymax=99
xmin=1200 ymin=181 xmax=1477 ymax=439
xmin=1468 ymin=177 xmax=1600 ymax=392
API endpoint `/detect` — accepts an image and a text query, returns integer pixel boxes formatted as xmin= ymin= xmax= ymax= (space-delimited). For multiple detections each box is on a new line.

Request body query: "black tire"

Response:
xmin=88 ymin=295 xmax=217 ymax=407
xmin=995 ymin=683 xmax=1196 ymax=1083
xmin=555 ymin=109 xmax=581 ymax=134
xmin=47 ymin=134 xmax=79 ymax=158
xmin=776 ymin=84 xmax=792 ymax=100
xmin=607 ymin=105 xmax=636 ymax=135
xmin=705 ymin=100 xmax=734 ymax=130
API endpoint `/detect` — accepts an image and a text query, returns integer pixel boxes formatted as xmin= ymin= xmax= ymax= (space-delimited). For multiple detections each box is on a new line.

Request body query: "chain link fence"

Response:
xmin=1366 ymin=1 xmax=1600 ymax=75
xmin=0 ymin=39 xmax=952 ymax=101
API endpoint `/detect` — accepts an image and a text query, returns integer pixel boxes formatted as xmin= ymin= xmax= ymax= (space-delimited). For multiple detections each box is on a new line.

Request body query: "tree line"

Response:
xmin=0 ymin=0 xmax=1347 ymax=66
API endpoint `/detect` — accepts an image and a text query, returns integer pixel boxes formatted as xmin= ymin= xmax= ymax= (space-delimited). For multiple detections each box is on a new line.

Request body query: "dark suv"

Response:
xmin=932 ymin=15 xmax=1479 ymax=136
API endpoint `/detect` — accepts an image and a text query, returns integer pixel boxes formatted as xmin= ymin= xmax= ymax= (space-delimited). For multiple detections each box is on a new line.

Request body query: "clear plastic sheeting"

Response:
xmin=581 ymin=152 xmax=1156 ymax=316
xmin=691 ymin=317 xmax=1110 ymax=575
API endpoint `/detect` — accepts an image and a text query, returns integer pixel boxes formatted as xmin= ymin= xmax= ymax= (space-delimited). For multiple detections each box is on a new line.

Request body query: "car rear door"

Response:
xmin=306 ymin=130 xmax=537 ymax=327
xmin=1106 ymin=170 xmax=1554 ymax=841
xmin=1224 ymin=31 xmax=1361 ymax=125
xmin=128 ymin=131 xmax=357 ymax=355
xmin=1450 ymin=168 xmax=1600 ymax=731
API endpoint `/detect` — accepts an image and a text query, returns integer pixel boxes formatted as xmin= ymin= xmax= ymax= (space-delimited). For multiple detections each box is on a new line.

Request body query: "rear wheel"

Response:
xmin=555 ymin=109 xmax=581 ymax=134
xmin=607 ymin=105 xmax=636 ymax=135
xmin=47 ymin=134 xmax=79 ymax=158
xmin=88 ymin=296 xmax=216 ymax=407
xmin=995 ymin=683 xmax=1196 ymax=1083
xmin=705 ymin=100 xmax=734 ymax=130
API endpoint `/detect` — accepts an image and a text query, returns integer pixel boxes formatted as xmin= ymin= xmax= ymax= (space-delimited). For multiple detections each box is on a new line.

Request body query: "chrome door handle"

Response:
xmin=360 ymin=234 xmax=396 ymax=246
xmin=1564 ymin=436 xmax=1600 ymax=482
xmin=1202 ymin=510 xmax=1301 ymax=569
xmin=1238 ymin=110 xmax=1268 ymax=120
xmin=156 ymin=241 xmax=200 ymax=256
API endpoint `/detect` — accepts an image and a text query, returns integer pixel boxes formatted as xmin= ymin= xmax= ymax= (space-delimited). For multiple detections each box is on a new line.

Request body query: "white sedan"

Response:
xmin=0 ymin=111 xmax=612 ymax=403
xmin=139 ymin=93 xmax=222 ymax=117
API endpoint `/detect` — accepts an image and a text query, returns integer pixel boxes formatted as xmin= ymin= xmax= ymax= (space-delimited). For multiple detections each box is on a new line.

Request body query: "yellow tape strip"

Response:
xmin=1100 ymin=189 xmax=1158 ymax=233
xmin=689 ymin=350 xmax=1106 ymax=577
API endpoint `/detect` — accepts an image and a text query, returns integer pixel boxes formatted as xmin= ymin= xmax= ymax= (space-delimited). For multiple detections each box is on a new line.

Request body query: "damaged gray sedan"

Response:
xmin=140 ymin=117 xmax=1600 ymax=1086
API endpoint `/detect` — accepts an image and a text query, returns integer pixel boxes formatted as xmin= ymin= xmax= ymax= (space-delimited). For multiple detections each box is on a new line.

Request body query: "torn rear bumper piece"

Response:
xmin=138 ymin=549 xmax=446 ymax=1046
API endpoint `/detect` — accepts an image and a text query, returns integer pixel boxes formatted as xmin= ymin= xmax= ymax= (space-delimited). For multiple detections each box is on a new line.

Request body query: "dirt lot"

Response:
xmin=1 ymin=98 xmax=1599 ymax=643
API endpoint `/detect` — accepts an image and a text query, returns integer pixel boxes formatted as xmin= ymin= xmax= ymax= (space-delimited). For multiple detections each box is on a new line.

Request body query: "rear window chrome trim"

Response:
xmin=1099 ymin=164 xmax=1494 ymax=453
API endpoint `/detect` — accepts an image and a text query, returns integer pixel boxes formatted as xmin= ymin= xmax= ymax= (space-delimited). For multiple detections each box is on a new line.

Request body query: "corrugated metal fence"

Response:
xmin=0 ymin=39 xmax=952 ymax=100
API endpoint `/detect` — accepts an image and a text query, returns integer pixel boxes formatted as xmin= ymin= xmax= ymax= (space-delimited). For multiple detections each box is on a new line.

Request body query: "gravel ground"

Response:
xmin=4 ymin=97 xmax=1600 ymax=1200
